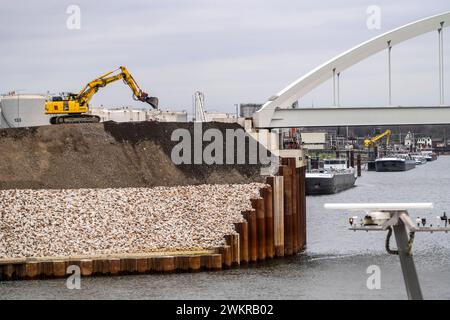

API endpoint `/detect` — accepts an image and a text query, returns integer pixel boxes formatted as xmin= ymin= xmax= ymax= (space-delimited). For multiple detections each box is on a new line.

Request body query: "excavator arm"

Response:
xmin=76 ymin=66 xmax=159 ymax=109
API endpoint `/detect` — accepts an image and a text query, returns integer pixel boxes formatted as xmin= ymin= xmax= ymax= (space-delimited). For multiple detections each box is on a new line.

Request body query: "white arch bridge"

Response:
xmin=253 ymin=11 xmax=450 ymax=128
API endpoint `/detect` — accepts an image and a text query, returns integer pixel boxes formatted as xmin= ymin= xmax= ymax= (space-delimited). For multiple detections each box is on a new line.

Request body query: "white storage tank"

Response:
xmin=0 ymin=94 xmax=51 ymax=128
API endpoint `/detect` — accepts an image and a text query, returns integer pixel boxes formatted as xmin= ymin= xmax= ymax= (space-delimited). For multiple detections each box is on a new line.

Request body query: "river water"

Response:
xmin=1 ymin=157 xmax=450 ymax=300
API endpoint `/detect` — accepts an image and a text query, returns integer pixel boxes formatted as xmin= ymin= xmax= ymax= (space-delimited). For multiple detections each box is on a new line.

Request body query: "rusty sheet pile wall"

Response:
xmin=0 ymin=158 xmax=306 ymax=280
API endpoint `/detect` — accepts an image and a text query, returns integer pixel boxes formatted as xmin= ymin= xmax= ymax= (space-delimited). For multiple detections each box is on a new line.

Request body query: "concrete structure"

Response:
xmin=258 ymin=106 xmax=450 ymax=128
xmin=253 ymin=12 xmax=450 ymax=129
xmin=0 ymin=94 xmax=50 ymax=128
xmin=240 ymin=104 xmax=262 ymax=118
xmin=300 ymin=132 xmax=327 ymax=150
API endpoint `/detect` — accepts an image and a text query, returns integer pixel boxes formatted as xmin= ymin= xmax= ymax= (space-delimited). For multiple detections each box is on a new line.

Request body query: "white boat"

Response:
xmin=411 ymin=154 xmax=427 ymax=165
xmin=420 ymin=150 xmax=437 ymax=161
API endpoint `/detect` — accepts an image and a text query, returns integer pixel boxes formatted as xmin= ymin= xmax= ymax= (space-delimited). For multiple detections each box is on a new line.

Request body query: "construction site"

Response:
xmin=0 ymin=82 xmax=307 ymax=279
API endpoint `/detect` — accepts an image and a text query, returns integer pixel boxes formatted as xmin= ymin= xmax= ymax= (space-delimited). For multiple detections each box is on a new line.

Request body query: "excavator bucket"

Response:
xmin=145 ymin=96 xmax=159 ymax=109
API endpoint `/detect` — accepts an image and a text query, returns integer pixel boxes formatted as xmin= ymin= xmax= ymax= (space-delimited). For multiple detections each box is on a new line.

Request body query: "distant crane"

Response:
xmin=364 ymin=129 xmax=391 ymax=160
xmin=364 ymin=129 xmax=392 ymax=148
xmin=193 ymin=91 xmax=206 ymax=122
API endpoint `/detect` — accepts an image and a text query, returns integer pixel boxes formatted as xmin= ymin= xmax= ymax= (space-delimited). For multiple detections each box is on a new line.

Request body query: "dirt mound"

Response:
xmin=0 ymin=122 xmax=267 ymax=190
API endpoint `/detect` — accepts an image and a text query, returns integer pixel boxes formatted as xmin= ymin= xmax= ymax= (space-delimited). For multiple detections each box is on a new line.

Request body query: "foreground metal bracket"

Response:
xmin=325 ymin=203 xmax=450 ymax=300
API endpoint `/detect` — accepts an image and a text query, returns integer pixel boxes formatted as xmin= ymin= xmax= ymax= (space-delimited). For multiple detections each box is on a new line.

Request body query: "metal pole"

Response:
xmin=388 ymin=41 xmax=392 ymax=106
xmin=357 ymin=153 xmax=361 ymax=177
xmin=439 ymin=28 xmax=443 ymax=105
xmin=444 ymin=24 xmax=446 ymax=105
xmin=438 ymin=23 xmax=444 ymax=105
xmin=333 ymin=68 xmax=336 ymax=106
xmin=392 ymin=216 xmax=423 ymax=300
xmin=337 ymin=72 xmax=341 ymax=106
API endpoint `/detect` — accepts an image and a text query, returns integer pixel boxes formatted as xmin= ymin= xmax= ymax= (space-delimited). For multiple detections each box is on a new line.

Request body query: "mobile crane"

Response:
xmin=45 ymin=66 xmax=158 ymax=124
xmin=363 ymin=129 xmax=391 ymax=148
xmin=364 ymin=129 xmax=391 ymax=160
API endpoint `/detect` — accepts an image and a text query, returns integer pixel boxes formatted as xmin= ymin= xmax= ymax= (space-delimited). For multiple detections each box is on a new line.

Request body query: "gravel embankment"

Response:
xmin=0 ymin=183 xmax=265 ymax=259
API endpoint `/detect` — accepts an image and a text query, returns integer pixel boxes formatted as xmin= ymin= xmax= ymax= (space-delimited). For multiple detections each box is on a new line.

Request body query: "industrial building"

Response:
xmin=89 ymin=107 xmax=188 ymax=123
xmin=0 ymin=93 xmax=188 ymax=128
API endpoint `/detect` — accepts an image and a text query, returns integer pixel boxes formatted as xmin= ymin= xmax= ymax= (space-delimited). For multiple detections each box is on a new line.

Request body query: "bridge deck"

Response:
xmin=263 ymin=105 xmax=450 ymax=128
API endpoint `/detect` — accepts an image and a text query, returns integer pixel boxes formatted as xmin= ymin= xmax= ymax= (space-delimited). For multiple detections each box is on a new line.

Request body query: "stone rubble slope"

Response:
xmin=0 ymin=183 xmax=266 ymax=259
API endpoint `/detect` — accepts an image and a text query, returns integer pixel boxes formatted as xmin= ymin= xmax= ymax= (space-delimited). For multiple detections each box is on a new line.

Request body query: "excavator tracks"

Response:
xmin=50 ymin=114 xmax=101 ymax=125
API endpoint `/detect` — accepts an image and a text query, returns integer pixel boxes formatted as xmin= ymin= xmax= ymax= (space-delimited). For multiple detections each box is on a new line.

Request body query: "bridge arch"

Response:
xmin=254 ymin=11 xmax=450 ymax=128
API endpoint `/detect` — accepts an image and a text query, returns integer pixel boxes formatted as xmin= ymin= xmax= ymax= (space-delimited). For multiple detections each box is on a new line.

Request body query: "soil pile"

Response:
xmin=0 ymin=122 xmax=267 ymax=189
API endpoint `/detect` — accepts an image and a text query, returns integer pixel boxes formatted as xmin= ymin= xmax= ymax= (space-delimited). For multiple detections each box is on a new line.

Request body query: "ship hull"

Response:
xmin=306 ymin=172 xmax=357 ymax=195
xmin=375 ymin=159 xmax=416 ymax=172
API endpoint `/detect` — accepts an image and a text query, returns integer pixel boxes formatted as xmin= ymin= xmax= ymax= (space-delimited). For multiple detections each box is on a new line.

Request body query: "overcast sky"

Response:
xmin=0 ymin=1 xmax=449 ymax=114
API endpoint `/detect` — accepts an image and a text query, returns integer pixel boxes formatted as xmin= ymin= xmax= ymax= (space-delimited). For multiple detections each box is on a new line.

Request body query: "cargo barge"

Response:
xmin=375 ymin=156 xmax=416 ymax=172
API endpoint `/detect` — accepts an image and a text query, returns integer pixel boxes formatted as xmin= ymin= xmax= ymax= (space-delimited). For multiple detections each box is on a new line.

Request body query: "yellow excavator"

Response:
xmin=45 ymin=66 xmax=158 ymax=124
xmin=364 ymin=129 xmax=391 ymax=148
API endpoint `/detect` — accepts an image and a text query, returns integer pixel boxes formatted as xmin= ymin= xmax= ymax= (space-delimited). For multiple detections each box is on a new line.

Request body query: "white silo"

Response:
xmin=0 ymin=94 xmax=51 ymax=128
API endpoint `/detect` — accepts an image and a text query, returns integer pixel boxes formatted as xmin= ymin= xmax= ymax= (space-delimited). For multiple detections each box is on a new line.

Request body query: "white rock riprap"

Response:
xmin=0 ymin=183 xmax=266 ymax=259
